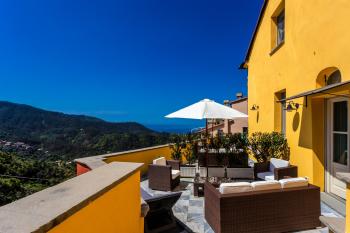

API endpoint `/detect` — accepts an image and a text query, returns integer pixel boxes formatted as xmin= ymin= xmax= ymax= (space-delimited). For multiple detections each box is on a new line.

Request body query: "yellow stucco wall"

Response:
xmin=104 ymin=146 xmax=173 ymax=175
xmin=49 ymin=171 xmax=143 ymax=233
xmin=247 ymin=0 xmax=350 ymax=191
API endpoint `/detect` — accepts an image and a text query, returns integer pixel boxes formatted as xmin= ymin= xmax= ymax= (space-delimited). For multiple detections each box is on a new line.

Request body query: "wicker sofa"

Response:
xmin=254 ymin=158 xmax=298 ymax=180
xmin=204 ymin=179 xmax=320 ymax=233
xmin=148 ymin=157 xmax=180 ymax=191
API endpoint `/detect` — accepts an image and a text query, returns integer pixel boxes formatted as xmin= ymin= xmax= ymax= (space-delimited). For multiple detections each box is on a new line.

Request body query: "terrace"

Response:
xmin=0 ymin=144 xmax=346 ymax=233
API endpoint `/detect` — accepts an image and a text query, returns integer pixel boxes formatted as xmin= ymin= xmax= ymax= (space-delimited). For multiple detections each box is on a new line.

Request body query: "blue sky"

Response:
xmin=0 ymin=0 xmax=262 ymax=131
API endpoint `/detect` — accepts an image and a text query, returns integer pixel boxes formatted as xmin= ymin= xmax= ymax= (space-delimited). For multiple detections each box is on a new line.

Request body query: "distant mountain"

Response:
xmin=0 ymin=101 xmax=170 ymax=160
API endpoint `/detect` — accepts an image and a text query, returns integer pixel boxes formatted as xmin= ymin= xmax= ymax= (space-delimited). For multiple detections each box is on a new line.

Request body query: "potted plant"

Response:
xmin=212 ymin=135 xmax=224 ymax=166
xmin=227 ymin=133 xmax=249 ymax=168
xmin=204 ymin=135 xmax=225 ymax=177
xmin=197 ymin=132 xmax=209 ymax=167
xmin=169 ymin=134 xmax=184 ymax=163
xmin=225 ymin=133 xmax=253 ymax=179
xmin=180 ymin=143 xmax=197 ymax=177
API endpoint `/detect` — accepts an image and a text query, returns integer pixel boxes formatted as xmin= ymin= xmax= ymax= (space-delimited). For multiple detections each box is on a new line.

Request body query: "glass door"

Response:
xmin=327 ymin=98 xmax=349 ymax=199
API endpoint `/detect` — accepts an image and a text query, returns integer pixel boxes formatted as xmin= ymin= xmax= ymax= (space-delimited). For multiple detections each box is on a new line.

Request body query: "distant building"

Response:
xmin=201 ymin=93 xmax=248 ymax=136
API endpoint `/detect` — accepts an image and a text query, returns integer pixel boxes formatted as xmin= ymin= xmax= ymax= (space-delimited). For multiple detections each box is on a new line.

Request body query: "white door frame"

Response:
xmin=326 ymin=97 xmax=349 ymax=199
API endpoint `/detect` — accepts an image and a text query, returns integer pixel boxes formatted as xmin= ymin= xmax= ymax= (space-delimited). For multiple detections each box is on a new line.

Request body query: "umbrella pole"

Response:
xmin=206 ymin=119 xmax=209 ymax=178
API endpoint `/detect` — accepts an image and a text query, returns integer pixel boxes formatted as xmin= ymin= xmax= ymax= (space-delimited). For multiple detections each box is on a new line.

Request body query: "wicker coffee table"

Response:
xmin=193 ymin=177 xmax=206 ymax=197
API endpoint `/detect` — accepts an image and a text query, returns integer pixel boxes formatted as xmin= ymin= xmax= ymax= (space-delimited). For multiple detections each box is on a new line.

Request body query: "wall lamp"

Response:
xmin=285 ymin=101 xmax=300 ymax=112
xmin=250 ymin=104 xmax=259 ymax=111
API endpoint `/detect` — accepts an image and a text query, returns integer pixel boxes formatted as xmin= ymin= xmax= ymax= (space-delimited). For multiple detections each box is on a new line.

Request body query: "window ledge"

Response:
xmin=270 ymin=41 xmax=284 ymax=56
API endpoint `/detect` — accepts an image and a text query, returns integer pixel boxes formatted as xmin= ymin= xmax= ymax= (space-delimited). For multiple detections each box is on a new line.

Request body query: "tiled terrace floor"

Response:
xmin=141 ymin=178 xmax=344 ymax=233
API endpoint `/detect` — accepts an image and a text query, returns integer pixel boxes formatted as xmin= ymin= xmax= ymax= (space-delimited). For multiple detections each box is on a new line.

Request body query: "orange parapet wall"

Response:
xmin=49 ymin=171 xmax=143 ymax=233
xmin=104 ymin=145 xmax=172 ymax=175
xmin=75 ymin=145 xmax=173 ymax=176
xmin=76 ymin=162 xmax=92 ymax=175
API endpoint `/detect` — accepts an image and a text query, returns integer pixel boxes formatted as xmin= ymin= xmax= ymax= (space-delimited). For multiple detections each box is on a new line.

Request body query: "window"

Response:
xmin=280 ymin=92 xmax=286 ymax=135
xmin=270 ymin=2 xmax=285 ymax=54
xmin=316 ymin=67 xmax=341 ymax=87
xmin=276 ymin=10 xmax=285 ymax=46
xmin=274 ymin=90 xmax=286 ymax=134
xmin=333 ymin=101 xmax=348 ymax=165
xmin=327 ymin=70 xmax=341 ymax=85
xmin=242 ymin=127 xmax=248 ymax=135
xmin=217 ymin=129 xmax=224 ymax=137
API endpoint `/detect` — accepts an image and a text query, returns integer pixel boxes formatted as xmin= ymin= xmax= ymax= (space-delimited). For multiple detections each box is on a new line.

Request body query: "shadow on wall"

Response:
xmin=292 ymin=112 xmax=300 ymax=132
xmin=298 ymin=97 xmax=312 ymax=149
xmin=311 ymin=98 xmax=326 ymax=185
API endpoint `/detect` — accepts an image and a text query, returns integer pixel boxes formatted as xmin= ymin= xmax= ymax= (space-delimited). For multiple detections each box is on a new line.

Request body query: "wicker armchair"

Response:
xmin=254 ymin=158 xmax=298 ymax=180
xmin=148 ymin=157 xmax=180 ymax=191
xmin=204 ymin=182 xmax=320 ymax=233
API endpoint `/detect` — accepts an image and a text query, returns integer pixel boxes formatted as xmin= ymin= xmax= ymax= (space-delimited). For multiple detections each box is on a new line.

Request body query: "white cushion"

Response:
xmin=257 ymin=172 xmax=275 ymax=181
xmin=171 ymin=169 xmax=180 ymax=179
xmin=219 ymin=182 xmax=252 ymax=194
xmin=279 ymin=177 xmax=308 ymax=189
xmin=153 ymin=157 xmax=166 ymax=166
xmin=251 ymin=180 xmax=281 ymax=191
xmin=270 ymin=158 xmax=289 ymax=172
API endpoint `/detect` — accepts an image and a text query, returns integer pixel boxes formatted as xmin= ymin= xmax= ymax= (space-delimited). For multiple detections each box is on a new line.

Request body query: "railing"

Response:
xmin=0 ymin=162 xmax=145 ymax=233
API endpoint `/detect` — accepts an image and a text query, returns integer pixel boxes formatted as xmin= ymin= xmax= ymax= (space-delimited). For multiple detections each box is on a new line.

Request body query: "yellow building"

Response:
xmin=241 ymin=0 xmax=350 ymax=211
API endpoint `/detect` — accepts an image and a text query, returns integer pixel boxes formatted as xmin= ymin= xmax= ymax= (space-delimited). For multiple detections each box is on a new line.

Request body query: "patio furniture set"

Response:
xmin=204 ymin=179 xmax=320 ymax=233
xmin=148 ymin=156 xmax=321 ymax=233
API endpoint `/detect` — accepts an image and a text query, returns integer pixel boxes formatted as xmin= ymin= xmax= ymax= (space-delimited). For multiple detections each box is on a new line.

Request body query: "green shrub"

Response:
xmin=249 ymin=132 xmax=290 ymax=163
xmin=224 ymin=133 xmax=249 ymax=167
xmin=170 ymin=144 xmax=182 ymax=162
xmin=182 ymin=144 xmax=196 ymax=165
xmin=169 ymin=134 xmax=185 ymax=162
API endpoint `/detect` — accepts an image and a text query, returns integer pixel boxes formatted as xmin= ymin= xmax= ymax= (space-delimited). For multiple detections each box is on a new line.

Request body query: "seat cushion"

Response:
xmin=270 ymin=158 xmax=289 ymax=172
xmin=153 ymin=157 xmax=166 ymax=166
xmin=219 ymin=182 xmax=252 ymax=194
xmin=279 ymin=177 xmax=308 ymax=189
xmin=251 ymin=180 xmax=281 ymax=191
xmin=171 ymin=169 xmax=180 ymax=179
xmin=257 ymin=171 xmax=275 ymax=181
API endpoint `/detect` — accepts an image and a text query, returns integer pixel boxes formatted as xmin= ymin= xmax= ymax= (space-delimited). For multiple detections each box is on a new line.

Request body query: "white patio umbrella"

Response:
xmin=165 ymin=99 xmax=248 ymax=176
xmin=165 ymin=99 xmax=247 ymax=120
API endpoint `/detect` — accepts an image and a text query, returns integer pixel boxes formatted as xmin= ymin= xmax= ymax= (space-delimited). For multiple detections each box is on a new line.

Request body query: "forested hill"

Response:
xmin=0 ymin=101 xmax=170 ymax=160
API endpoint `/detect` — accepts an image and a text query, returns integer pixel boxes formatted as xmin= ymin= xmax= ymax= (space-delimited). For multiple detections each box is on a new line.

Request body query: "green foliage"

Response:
xmin=0 ymin=151 xmax=74 ymax=206
xmin=182 ymin=144 xmax=196 ymax=165
xmin=0 ymin=102 xmax=175 ymax=206
xmin=170 ymin=133 xmax=201 ymax=164
xmin=0 ymin=101 xmax=172 ymax=160
xmin=211 ymin=136 xmax=222 ymax=152
xmin=204 ymin=133 xmax=249 ymax=167
xmin=222 ymin=133 xmax=249 ymax=167
xmin=249 ymin=132 xmax=290 ymax=163
xmin=185 ymin=133 xmax=200 ymax=164
xmin=169 ymin=134 xmax=184 ymax=161
xmin=170 ymin=144 xmax=182 ymax=161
